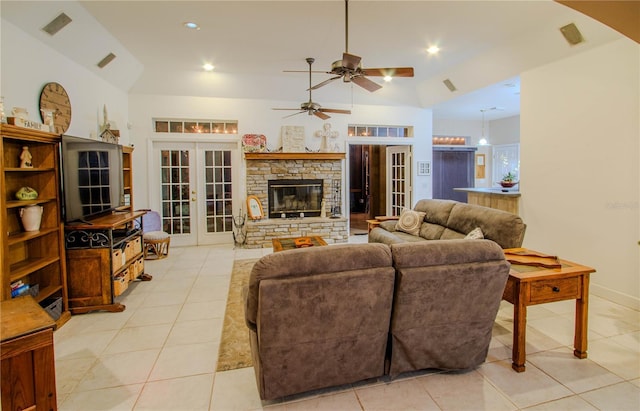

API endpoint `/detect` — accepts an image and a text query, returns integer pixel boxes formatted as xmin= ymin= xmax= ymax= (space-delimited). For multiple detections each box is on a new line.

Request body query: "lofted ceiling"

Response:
xmin=1 ymin=1 xmax=625 ymax=121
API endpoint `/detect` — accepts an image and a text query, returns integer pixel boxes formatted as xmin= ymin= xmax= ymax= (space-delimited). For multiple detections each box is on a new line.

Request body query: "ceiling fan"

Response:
xmin=273 ymin=57 xmax=351 ymax=120
xmin=311 ymin=0 xmax=414 ymax=92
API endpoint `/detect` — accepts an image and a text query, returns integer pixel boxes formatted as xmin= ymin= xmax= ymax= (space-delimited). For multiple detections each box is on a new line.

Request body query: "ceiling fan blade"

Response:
xmin=310 ymin=76 xmax=341 ymax=90
xmin=282 ymin=111 xmax=306 ymax=119
xmin=320 ymin=108 xmax=351 ymax=115
xmin=352 ymin=75 xmax=382 ymax=92
xmin=272 ymin=108 xmax=303 ymax=111
xmin=283 ymin=70 xmax=328 ymax=73
xmin=313 ymin=111 xmax=331 ymax=120
xmin=363 ymin=67 xmax=414 ymax=77
xmin=342 ymin=52 xmax=361 ymax=70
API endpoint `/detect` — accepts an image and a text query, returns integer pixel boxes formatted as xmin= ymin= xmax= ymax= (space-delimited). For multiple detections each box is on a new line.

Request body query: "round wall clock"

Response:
xmin=39 ymin=82 xmax=71 ymax=134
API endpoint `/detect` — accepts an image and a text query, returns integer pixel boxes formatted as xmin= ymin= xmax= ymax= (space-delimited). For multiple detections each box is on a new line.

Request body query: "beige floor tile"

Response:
xmin=55 ymin=357 xmax=96 ymax=394
xmin=55 ymin=310 xmax=134 ymax=336
xmin=151 ymin=276 xmax=196 ymax=293
xmin=356 ymin=377 xmax=440 ymax=410
xmin=103 ymin=324 xmax=172 ymax=355
xmin=477 ymin=360 xmax=573 ymax=409
xmin=54 ymin=329 xmax=119 ymax=361
xmin=527 ymin=347 xmax=624 ymax=393
xmin=209 ymin=367 xmax=264 ymax=411
xmin=493 ymin=320 xmax=565 ymax=354
xmin=165 ymin=318 xmax=223 ymax=346
xmin=589 ymin=311 xmax=639 ymax=337
xmin=579 ymin=381 xmax=640 ymax=411
xmin=630 ymin=378 xmax=640 ymax=388
xmin=587 ymin=338 xmax=640 ymax=380
xmin=148 ymin=342 xmax=218 ymax=381
xmin=282 ymin=390 xmax=362 ymax=411
xmin=124 ymin=304 xmax=183 ymax=327
xmin=417 ymin=369 xmax=517 ymax=411
xmin=135 ymin=374 xmax=214 ymax=411
xmin=75 ymin=349 xmax=159 ymax=392
xmin=487 ymin=337 xmax=513 ymax=362
xmin=59 ymin=383 xmax=144 ymax=411
xmin=528 ymin=314 xmax=602 ymax=346
xmin=177 ymin=300 xmax=226 ymax=322
xmin=140 ymin=288 xmax=191 ymax=307
xmin=522 ymin=395 xmax=598 ymax=410
xmin=187 ymin=282 xmax=230 ymax=303
xmin=608 ymin=330 xmax=640 ymax=351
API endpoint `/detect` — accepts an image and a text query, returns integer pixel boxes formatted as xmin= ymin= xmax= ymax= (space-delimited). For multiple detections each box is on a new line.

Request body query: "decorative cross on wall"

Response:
xmin=314 ymin=123 xmax=339 ymax=152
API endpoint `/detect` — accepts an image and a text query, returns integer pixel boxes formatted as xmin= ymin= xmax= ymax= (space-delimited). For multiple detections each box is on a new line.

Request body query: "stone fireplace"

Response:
xmin=244 ymin=153 xmax=348 ymax=248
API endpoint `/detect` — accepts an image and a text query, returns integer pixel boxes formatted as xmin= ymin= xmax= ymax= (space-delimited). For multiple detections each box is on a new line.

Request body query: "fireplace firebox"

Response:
xmin=268 ymin=179 xmax=323 ymax=218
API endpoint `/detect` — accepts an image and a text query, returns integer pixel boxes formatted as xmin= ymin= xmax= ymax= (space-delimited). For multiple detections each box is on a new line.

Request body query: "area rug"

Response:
xmin=216 ymin=258 xmax=258 ymax=371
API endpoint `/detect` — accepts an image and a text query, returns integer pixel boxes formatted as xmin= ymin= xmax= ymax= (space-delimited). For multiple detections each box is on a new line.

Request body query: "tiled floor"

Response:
xmin=54 ymin=236 xmax=640 ymax=410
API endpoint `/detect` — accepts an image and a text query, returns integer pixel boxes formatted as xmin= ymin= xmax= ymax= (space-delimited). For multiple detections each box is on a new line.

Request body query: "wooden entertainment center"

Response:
xmin=65 ymin=210 xmax=150 ymax=313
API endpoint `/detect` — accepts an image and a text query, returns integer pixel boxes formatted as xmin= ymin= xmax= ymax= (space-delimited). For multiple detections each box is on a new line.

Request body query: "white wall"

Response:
xmin=1 ymin=20 xmax=129 ymax=142
xmin=520 ymin=38 xmax=639 ymax=309
xmin=128 ymin=94 xmax=432 ymax=210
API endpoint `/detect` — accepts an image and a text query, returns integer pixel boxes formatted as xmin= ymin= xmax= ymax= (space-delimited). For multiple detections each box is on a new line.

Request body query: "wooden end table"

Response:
xmin=272 ymin=236 xmax=328 ymax=252
xmin=502 ymin=248 xmax=596 ymax=372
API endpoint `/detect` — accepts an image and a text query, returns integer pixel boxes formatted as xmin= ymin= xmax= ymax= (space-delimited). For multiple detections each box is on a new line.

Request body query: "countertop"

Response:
xmin=454 ymin=187 xmax=521 ymax=196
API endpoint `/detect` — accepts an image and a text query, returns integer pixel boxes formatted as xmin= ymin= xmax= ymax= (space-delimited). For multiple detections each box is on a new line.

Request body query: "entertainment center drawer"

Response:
xmin=529 ymin=277 xmax=581 ymax=303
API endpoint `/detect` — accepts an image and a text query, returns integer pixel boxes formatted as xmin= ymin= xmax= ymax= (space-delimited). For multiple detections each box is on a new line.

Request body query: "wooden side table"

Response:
xmin=502 ymin=248 xmax=596 ymax=372
xmin=272 ymin=236 xmax=328 ymax=252
xmin=1 ymin=296 xmax=58 ymax=411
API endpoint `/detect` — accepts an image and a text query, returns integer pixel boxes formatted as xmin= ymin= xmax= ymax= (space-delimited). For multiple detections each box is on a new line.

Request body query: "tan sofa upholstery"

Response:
xmin=368 ymin=199 xmax=526 ymax=249
xmin=244 ymin=239 xmax=511 ymax=400
xmin=388 ymin=239 xmax=511 ymax=375
xmin=244 ymin=243 xmax=395 ymax=400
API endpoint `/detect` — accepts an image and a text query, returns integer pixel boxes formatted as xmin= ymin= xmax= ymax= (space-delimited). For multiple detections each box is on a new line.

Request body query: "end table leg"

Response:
xmin=512 ymin=288 xmax=527 ymax=372
xmin=574 ymin=273 xmax=590 ymax=359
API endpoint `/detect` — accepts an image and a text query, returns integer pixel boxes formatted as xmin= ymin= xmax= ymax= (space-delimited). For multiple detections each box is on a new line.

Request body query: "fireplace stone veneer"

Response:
xmin=244 ymin=154 xmax=347 ymax=248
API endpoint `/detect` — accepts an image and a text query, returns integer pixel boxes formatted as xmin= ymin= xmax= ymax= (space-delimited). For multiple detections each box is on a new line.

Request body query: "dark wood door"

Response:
xmin=432 ymin=148 xmax=475 ymax=202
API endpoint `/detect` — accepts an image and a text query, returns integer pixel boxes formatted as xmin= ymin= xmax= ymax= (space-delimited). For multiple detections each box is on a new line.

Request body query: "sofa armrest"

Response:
xmin=375 ymin=215 xmax=400 ymax=221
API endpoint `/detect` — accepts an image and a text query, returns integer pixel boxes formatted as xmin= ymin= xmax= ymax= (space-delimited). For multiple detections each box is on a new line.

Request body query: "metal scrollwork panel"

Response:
xmin=65 ymin=230 xmax=111 ymax=249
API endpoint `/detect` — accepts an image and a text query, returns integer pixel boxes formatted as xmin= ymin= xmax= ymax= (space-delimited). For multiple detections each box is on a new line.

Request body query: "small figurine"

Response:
xmin=20 ymin=146 xmax=33 ymax=168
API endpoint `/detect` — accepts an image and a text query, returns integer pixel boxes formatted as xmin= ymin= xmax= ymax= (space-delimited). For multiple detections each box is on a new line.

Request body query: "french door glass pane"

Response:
xmin=160 ymin=150 xmax=191 ymax=234
xmin=204 ymin=149 xmax=233 ymax=233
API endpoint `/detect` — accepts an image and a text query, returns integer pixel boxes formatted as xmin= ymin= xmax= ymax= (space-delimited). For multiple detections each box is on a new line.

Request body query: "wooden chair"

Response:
xmin=142 ymin=210 xmax=170 ymax=259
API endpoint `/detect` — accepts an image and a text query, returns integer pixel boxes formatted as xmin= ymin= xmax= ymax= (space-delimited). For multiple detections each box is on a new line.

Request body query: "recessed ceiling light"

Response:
xmin=183 ymin=22 xmax=200 ymax=30
xmin=426 ymin=45 xmax=440 ymax=55
xmin=203 ymin=63 xmax=215 ymax=71
xmin=383 ymin=75 xmax=392 ymax=82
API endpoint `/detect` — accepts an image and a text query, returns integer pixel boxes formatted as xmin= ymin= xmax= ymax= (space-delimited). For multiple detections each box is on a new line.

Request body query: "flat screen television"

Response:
xmin=60 ymin=135 xmax=124 ymax=223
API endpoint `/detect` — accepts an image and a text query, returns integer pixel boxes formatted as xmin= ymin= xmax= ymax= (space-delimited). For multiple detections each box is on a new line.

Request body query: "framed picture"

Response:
xmin=247 ymin=195 xmax=264 ymax=220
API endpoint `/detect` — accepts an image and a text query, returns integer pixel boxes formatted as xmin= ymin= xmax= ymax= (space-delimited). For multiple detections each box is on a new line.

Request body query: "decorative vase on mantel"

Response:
xmin=20 ymin=205 xmax=43 ymax=232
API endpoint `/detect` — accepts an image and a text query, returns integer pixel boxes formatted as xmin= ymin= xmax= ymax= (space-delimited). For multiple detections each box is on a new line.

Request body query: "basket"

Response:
xmin=41 ymin=297 xmax=62 ymax=320
xmin=113 ymin=271 xmax=129 ymax=296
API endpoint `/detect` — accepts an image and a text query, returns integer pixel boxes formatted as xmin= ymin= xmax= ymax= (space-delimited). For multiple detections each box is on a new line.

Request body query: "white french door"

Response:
xmin=386 ymin=146 xmax=412 ymax=216
xmin=151 ymin=141 xmax=240 ymax=246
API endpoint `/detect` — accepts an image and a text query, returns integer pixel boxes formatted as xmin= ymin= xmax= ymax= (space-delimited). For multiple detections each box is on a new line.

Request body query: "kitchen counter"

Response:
xmin=454 ymin=187 xmax=521 ymax=214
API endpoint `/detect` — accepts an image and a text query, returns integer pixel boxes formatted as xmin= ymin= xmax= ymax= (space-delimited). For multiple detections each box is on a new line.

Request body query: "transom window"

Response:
xmin=348 ymin=124 xmax=413 ymax=138
xmin=154 ymin=119 xmax=238 ymax=134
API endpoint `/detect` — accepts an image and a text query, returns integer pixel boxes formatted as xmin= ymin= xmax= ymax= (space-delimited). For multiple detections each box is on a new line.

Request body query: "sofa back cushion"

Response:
xmin=245 ymin=243 xmax=396 ymax=399
xmin=388 ymin=239 xmax=510 ymax=375
xmin=442 ymin=202 xmax=526 ymax=248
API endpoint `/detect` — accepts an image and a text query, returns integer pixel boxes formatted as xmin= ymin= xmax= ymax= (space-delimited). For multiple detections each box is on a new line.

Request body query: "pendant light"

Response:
xmin=479 ymin=109 xmax=489 ymax=146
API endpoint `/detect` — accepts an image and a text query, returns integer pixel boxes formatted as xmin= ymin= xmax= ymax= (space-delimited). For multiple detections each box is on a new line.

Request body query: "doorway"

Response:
xmin=348 ymin=144 xmax=411 ymax=233
xmin=150 ymin=141 xmax=241 ymax=246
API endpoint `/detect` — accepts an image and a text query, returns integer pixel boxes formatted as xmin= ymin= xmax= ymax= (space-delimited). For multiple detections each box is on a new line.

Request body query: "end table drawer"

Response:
xmin=530 ymin=277 xmax=580 ymax=303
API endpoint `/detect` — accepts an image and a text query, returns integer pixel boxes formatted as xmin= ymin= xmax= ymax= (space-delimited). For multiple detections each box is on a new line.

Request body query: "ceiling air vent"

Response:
xmin=42 ymin=13 xmax=72 ymax=36
xmin=97 ymin=53 xmax=117 ymax=69
xmin=443 ymin=79 xmax=457 ymax=92
xmin=560 ymin=23 xmax=584 ymax=45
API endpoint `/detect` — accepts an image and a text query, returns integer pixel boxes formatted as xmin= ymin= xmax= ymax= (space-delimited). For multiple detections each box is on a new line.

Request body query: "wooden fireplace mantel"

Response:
xmin=244 ymin=152 xmax=345 ymax=160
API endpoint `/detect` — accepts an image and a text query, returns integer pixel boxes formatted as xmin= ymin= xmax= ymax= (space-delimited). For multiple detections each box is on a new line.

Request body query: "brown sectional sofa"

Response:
xmin=368 ymin=199 xmax=526 ymax=249
xmin=244 ymin=240 xmax=510 ymax=400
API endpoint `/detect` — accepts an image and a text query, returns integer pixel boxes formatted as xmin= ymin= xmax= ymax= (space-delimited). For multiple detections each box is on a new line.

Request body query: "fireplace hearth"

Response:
xmin=268 ymin=179 xmax=323 ymax=218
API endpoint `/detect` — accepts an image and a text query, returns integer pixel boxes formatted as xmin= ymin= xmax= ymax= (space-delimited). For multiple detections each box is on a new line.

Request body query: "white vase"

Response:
xmin=20 ymin=205 xmax=43 ymax=232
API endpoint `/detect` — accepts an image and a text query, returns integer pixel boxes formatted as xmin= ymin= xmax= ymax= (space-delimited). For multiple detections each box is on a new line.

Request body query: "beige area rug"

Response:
xmin=216 ymin=258 xmax=258 ymax=371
